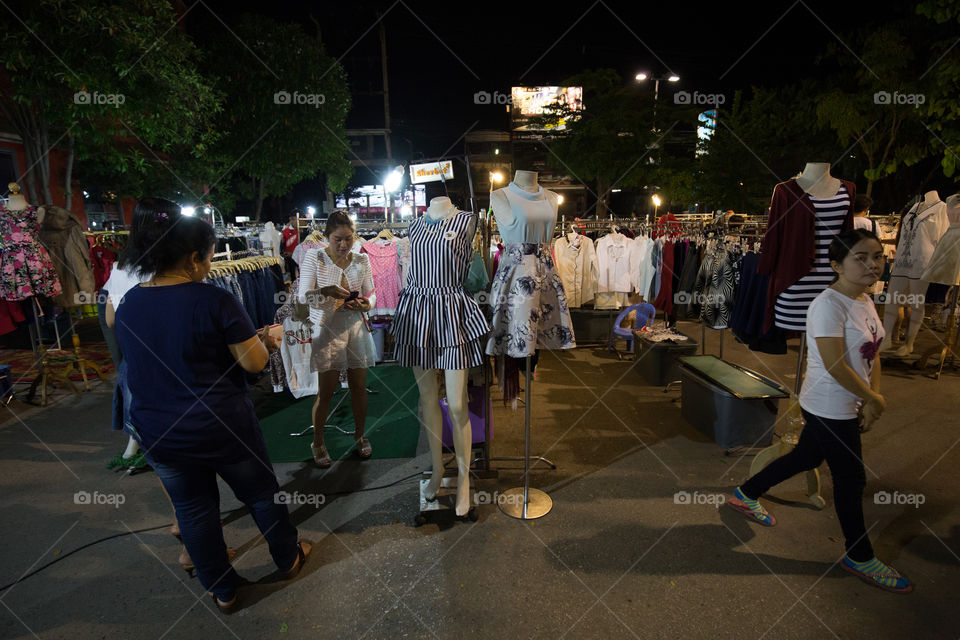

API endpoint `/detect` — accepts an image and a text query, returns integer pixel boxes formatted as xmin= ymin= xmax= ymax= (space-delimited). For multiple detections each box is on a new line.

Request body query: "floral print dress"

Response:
xmin=1 ymin=206 xmax=62 ymax=301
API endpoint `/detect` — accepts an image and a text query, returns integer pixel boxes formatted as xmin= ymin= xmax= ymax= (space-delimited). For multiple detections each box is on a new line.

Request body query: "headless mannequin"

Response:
xmin=880 ymin=190 xmax=943 ymax=355
xmin=418 ymin=196 xmax=476 ymax=516
xmin=795 ymin=162 xmax=841 ymax=198
xmin=489 ymin=170 xmax=559 ymax=226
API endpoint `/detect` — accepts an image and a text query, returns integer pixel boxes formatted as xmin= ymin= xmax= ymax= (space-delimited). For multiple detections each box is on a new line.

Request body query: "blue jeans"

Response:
xmin=145 ymin=442 xmax=299 ymax=601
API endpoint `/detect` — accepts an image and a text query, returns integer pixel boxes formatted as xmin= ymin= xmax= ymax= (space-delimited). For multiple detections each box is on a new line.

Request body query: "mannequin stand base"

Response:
xmin=914 ymin=324 xmax=960 ymax=380
xmin=489 ymin=456 xmax=557 ymax=470
xmin=749 ymin=441 xmax=826 ymax=510
xmin=415 ymin=475 xmax=478 ymax=526
xmin=497 ymin=487 xmax=553 ymax=520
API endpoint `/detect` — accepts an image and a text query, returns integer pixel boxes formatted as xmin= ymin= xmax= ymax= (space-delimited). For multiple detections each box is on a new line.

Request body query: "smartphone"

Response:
xmin=347 ymin=291 xmax=359 ymax=301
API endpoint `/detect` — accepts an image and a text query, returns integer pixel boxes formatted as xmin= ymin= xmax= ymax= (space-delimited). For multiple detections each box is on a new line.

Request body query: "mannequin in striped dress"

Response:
xmin=391 ymin=197 xmax=490 ymax=516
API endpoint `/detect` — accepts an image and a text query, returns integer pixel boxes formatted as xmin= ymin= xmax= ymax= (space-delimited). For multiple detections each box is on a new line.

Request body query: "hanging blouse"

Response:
xmin=553 ymin=233 xmax=599 ymax=308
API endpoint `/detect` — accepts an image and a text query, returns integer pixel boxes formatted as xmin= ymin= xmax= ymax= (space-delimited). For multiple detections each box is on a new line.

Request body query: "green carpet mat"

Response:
xmin=258 ymin=366 xmax=421 ymax=462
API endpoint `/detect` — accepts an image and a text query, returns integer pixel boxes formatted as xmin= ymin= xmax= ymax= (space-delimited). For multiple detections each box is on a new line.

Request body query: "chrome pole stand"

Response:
xmin=288 ymin=386 xmax=354 ymax=436
xmin=499 ymin=355 xmax=553 ymax=520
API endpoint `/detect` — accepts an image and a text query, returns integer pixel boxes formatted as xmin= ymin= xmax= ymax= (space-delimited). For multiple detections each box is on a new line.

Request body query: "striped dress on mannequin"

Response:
xmin=774 ymin=184 xmax=850 ymax=331
xmin=391 ymin=211 xmax=490 ymax=370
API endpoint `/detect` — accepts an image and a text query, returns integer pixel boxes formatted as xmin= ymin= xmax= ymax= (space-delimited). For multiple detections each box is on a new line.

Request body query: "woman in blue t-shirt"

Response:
xmin=728 ymin=229 xmax=912 ymax=594
xmin=114 ymin=204 xmax=309 ymax=612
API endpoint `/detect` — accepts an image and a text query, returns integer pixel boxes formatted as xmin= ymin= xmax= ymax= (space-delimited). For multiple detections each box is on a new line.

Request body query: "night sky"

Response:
xmin=199 ymin=0 xmax=910 ymax=158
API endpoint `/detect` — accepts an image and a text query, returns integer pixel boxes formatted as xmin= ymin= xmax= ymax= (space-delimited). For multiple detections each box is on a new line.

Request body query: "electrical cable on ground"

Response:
xmin=0 ymin=470 xmax=422 ymax=593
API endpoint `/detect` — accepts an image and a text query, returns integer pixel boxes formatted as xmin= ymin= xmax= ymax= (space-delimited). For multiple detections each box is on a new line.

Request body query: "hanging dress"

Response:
xmin=391 ymin=211 xmax=489 ymax=370
xmin=0 ymin=205 xmax=62 ymax=301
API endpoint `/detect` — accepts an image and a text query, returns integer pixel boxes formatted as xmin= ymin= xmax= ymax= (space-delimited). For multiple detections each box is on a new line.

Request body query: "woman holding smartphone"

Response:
xmin=729 ymin=229 xmax=911 ymax=594
xmin=298 ymin=211 xmax=377 ymax=466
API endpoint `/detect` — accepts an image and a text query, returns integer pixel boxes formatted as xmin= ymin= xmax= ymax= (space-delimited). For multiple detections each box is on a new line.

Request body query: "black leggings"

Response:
xmin=741 ymin=408 xmax=873 ymax=562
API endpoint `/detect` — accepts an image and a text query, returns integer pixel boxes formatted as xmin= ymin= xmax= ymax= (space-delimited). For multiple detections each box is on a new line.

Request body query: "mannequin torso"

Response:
xmin=796 ymin=162 xmax=842 ymax=199
xmin=489 ymin=171 xmax=559 ymax=244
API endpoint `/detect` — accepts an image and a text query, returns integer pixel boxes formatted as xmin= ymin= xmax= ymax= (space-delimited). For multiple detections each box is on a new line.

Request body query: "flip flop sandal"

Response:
xmin=727 ymin=497 xmax=777 ymax=526
xmin=842 ymin=558 xmax=913 ymax=594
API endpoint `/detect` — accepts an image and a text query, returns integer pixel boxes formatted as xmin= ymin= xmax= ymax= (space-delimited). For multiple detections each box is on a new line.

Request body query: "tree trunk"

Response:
xmin=254 ymin=178 xmax=265 ymax=221
xmin=36 ymin=108 xmax=53 ymax=205
xmin=2 ymin=101 xmax=40 ymax=203
xmin=596 ymin=176 xmax=608 ymax=218
xmin=63 ymin=134 xmax=75 ymax=212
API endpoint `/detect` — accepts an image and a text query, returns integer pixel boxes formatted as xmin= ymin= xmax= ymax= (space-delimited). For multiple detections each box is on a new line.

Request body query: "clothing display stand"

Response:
xmin=497 ymin=356 xmax=553 ymax=520
xmin=24 ymin=299 xmax=103 ymax=405
xmin=288 ymin=383 xmax=380 ymax=437
xmin=747 ymin=333 xmax=826 ymax=509
xmin=915 ymin=286 xmax=960 ymax=378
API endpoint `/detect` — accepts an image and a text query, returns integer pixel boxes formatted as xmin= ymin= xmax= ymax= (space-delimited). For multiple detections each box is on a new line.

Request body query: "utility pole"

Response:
xmin=379 ymin=19 xmax=392 ymax=161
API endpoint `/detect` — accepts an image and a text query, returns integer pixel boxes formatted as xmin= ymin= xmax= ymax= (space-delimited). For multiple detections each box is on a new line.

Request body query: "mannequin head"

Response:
xmin=4 ymin=182 xmax=28 ymax=211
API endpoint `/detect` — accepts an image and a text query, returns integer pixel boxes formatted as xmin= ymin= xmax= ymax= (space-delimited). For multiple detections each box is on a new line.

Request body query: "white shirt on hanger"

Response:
xmin=596 ymin=232 xmax=635 ymax=293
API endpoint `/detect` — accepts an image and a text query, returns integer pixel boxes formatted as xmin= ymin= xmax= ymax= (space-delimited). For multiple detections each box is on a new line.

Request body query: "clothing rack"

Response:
xmin=207 ymin=255 xmax=280 ymax=275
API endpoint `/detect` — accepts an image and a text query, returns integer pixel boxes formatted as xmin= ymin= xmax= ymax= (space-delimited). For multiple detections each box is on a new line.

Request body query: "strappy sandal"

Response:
xmin=842 ymin=557 xmax=913 ymax=594
xmin=355 ymin=437 xmax=372 ymax=459
xmin=310 ymin=443 xmax=332 ymax=468
xmin=279 ymin=541 xmax=312 ymax=580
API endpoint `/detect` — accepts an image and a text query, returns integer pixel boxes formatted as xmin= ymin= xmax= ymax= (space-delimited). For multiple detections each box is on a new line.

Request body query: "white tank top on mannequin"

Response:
xmin=496 ymin=182 xmax=558 ymax=244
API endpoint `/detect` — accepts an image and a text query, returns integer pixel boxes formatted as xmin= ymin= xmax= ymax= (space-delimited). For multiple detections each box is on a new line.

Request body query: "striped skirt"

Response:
xmin=391 ymin=285 xmax=489 ymax=370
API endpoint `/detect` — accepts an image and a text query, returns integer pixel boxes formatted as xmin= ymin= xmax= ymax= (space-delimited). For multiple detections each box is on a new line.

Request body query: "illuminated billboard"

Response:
xmin=510 ymin=86 xmax=583 ymax=134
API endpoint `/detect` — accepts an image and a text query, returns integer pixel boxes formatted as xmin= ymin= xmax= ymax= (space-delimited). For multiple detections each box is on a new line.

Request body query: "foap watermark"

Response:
xmin=674 ymin=91 xmax=726 ymax=106
xmin=674 ymin=490 xmax=726 ymax=506
xmin=274 ymin=90 xmax=326 ymax=107
xmin=873 ymin=291 xmax=925 ymax=306
xmin=274 ymin=490 xmax=326 ymax=508
xmin=74 ymin=490 xmax=126 ymax=508
xmin=473 ymin=91 xmax=512 ymax=105
xmin=674 ymin=291 xmax=728 ymax=306
xmin=874 ymin=91 xmax=925 ymax=108
xmin=73 ymin=291 xmax=110 ymax=306
xmin=874 ymin=490 xmax=924 ymax=508
xmin=472 ymin=291 xmax=508 ymax=307
xmin=276 ymin=290 xmax=326 ymax=306
xmin=74 ymin=90 xmax=125 ymax=107
xmin=473 ymin=490 xmax=525 ymax=507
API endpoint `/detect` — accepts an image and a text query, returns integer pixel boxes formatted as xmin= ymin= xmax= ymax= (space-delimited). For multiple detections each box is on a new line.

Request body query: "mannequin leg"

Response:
xmin=901 ymin=279 xmax=929 ymax=354
xmin=413 ymin=367 xmax=445 ymax=500
xmin=880 ymin=277 xmax=908 ymax=351
xmin=443 ymin=369 xmax=472 ymax=516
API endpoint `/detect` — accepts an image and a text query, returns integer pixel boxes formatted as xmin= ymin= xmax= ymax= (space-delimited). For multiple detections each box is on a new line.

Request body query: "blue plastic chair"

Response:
xmin=607 ymin=302 xmax=656 ymax=360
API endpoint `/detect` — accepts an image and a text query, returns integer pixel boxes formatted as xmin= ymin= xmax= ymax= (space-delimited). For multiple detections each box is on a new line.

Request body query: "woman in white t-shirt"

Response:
xmin=728 ymin=228 xmax=912 ymax=594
